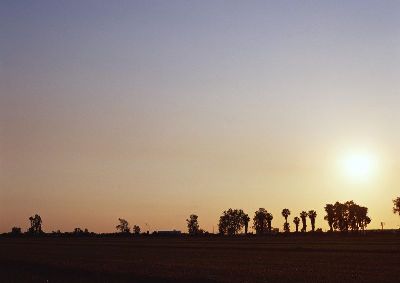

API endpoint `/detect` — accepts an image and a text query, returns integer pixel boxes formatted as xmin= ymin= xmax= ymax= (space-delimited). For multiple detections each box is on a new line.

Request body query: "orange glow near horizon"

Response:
xmin=1 ymin=1 xmax=400 ymax=233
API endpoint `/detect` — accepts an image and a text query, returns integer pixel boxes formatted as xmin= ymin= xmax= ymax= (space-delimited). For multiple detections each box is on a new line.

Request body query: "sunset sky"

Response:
xmin=1 ymin=1 xmax=400 ymax=233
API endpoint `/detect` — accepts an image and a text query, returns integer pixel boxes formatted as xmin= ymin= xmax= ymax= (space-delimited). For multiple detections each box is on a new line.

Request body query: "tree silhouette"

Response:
xmin=356 ymin=206 xmax=371 ymax=231
xmin=266 ymin=212 xmax=273 ymax=232
xmin=116 ymin=218 xmax=130 ymax=233
xmin=324 ymin=204 xmax=334 ymax=232
xmin=133 ymin=225 xmax=141 ymax=235
xmin=253 ymin=208 xmax=268 ymax=235
xmin=242 ymin=213 xmax=250 ymax=234
xmin=281 ymin=209 xmax=291 ymax=232
xmin=348 ymin=201 xmax=358 ymax=231
xmin=300 ymin=211 xmax=308 ymax=232
xmin=293 ymin=217 xmax=300 ymax=232
xmin=328 ymin=201 xmax=371 ymax=232
xmin=218 ymin=209 xmax=247 ymax=235
xmin=28 ymin=214 xmax=43 ymax=234
xmin=393 ymin=197 xmax=400 ymax=215
xmin=333 ymin=202 xmax=348 ymax=232
xmin=186 ymin=214 xmax=200 ymax=235
xmin=308 ymin=210 xmax=317 ymax=232
xmin=346 ymin=202 xmax=370 ymax=231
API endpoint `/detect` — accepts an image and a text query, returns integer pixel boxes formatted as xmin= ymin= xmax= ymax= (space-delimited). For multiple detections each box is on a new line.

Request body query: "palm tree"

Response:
xmin=393 ymin=197 xmax=400 ymax=215
xmin=282 ymin=209 xmax=291 ymax=223
xmin=324 ymin=204 xmax=334 ymax=232
xmin=308 ymin=210 xmax=317 ymax=232
xmin=300 ymin=211 xmax=308 ymax=232
xmin=293 ymin=217 xmax=300 ymax=232
xmin=282 ymin=209 xmax=291 ymax=232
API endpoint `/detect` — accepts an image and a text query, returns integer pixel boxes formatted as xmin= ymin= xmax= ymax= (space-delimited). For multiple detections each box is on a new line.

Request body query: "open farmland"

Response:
xmin=1 ymin=234 xmax=399 ymax=283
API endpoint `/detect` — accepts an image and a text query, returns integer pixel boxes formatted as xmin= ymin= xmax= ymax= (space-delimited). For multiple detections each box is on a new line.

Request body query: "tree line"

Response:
xmin=5 ymin=197 xmax=400 ymax=236
xmin=8 ymin=216 xmax=143 ymax=236
xmin=187 ymin=198 xmax=400 ymax=235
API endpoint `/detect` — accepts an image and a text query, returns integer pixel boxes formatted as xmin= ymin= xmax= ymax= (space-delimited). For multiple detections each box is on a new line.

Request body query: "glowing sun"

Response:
xmin=340 ymin=152 xmax=377 ymax=182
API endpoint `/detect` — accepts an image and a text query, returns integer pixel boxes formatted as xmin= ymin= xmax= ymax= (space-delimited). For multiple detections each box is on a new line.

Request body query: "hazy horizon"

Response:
xmin=1 ymin=1 xmax=400 ymax=233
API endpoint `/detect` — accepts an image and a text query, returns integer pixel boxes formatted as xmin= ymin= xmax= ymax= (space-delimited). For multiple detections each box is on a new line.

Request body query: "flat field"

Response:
xmin=0 ymin=234 xmax=399 ymax=282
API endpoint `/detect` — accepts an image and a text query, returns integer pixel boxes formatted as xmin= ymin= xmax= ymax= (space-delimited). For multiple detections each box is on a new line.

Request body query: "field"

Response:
xmin=1 ymin=234 xmax=399 ymax=282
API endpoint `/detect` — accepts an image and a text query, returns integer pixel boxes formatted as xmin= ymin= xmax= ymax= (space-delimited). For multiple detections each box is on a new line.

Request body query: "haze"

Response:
xmin=1 ymin=1 xmax=399 ymax=233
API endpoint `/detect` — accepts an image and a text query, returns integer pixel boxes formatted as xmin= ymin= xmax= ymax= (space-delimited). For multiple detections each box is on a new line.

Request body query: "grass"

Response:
xmin=1 ymin=234 xmax=399 ymax=282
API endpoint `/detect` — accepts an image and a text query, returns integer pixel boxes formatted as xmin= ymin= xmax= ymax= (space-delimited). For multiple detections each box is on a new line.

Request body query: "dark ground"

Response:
xmin=0 ymin=234 xmax=399 ymax=283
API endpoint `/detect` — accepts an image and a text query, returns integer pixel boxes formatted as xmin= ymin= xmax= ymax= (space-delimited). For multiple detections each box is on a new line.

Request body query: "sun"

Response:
xmin=340 ymin=152 xmax=377 ymax=182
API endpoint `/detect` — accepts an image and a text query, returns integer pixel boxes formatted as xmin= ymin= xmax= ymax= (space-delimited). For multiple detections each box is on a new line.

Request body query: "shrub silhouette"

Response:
xmin=11 ymin=227 xmax=22 ymax=235
xmin=132 ymin=225 xmax=141 ymax=235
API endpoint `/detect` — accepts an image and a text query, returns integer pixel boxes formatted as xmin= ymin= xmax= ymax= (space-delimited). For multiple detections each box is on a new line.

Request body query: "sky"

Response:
xmin=1 ymin=0 xmax=400 ymax=233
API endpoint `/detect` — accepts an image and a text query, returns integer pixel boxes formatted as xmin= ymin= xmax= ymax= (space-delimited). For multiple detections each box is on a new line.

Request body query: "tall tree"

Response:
xmin=356 ymin=206 xmax=371 ymax=231
xmin=253 ymin=208 xmax=268 ymax=235
xmin=281 ymin=209 xmax=291 ymax=233
xmin=300 ymin=211 xmax=308 ymax=232
xmin=293 ymin=217 xmax=300 ymax=232
xmin=347 ymin=201 xmax=359 ymax=231
xmin=116 ymin=218 xmax=130 ymax=233
xmin=242 ymin=213 xmax=250 ymax=234
xmin=281 ymin=209 xmax=291 ymax=223
xmin=308 ymin=210 xmax=317 ymax=232
xmin=324 ymin=204 xmax=334 ymax=232
xmin=333 ymin=202 xmax=348 ymax=232
xmin=28 ymin=214 xmax=43 ymax=234
xmin=393 ymin=197 xmax=400 ymax=215
xmin=329 ymin=201 xmax=371 ymax=232
xmin=186 ymin=214 xmax=200 ymax=235
xmin=218 ymin=209 xmax=247 ymax=235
